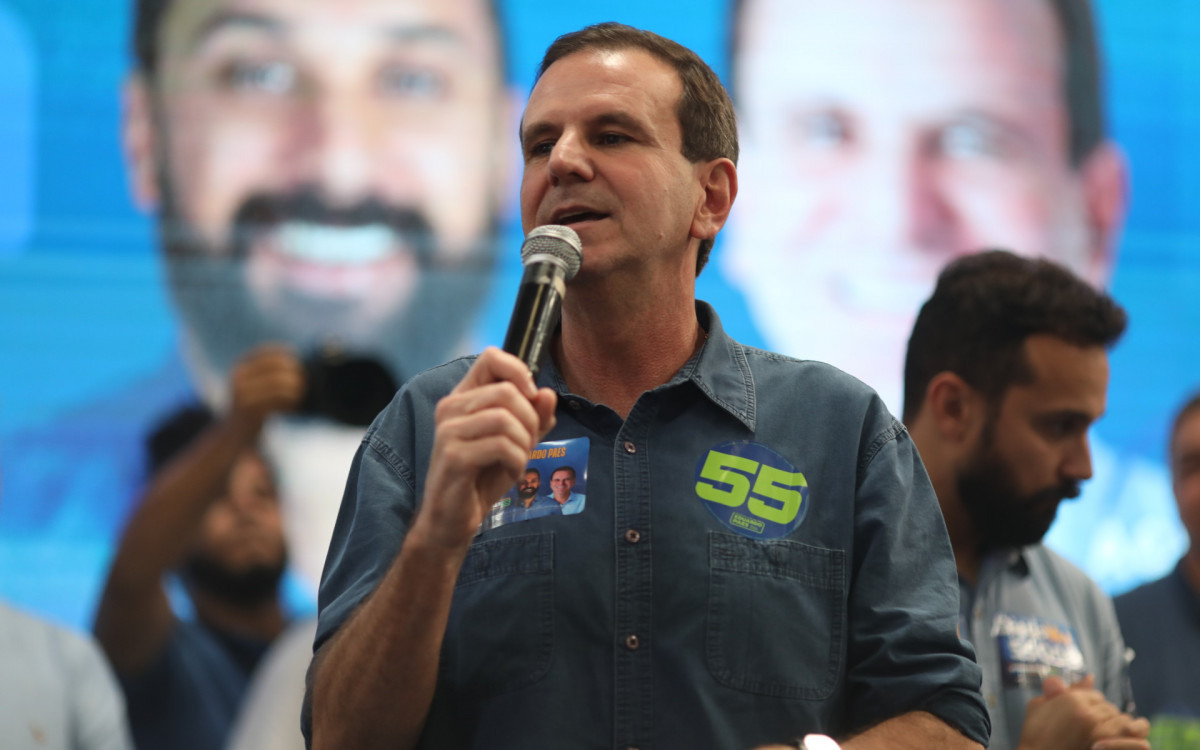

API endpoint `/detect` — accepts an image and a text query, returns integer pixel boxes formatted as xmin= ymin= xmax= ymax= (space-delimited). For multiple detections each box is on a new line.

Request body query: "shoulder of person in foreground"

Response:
xmin=0 ymin=601 xmax=134 ymax=750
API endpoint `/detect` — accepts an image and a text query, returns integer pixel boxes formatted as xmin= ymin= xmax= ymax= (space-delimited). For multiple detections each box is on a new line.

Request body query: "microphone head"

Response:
xmin=521 ymin=224 xmax=583 ymax=280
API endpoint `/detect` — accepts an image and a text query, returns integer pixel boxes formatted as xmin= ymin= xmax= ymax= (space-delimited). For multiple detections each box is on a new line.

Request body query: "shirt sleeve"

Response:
xmin=843 ymin=413 xmax=990 ymax=746
xmin=67 ymin=630 xmax=135 ymax=750
xmin=313 ymin=425 xmax=419 ymax=655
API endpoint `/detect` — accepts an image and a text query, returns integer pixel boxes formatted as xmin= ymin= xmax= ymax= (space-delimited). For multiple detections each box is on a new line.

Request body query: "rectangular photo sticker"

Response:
xmin=480 ymin=437 xmax=590 ymax=534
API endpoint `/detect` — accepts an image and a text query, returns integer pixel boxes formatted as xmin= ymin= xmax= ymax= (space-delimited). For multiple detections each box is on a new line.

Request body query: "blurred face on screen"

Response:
xmin=728 ymin=0 xmax=1124 ymax=409
xmin=125 ymin=0 xmax=510 ymax=398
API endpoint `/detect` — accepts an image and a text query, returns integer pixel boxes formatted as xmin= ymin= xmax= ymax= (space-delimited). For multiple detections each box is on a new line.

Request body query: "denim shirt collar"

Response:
xmin=538 ymin=300 xmax=756 ymax=431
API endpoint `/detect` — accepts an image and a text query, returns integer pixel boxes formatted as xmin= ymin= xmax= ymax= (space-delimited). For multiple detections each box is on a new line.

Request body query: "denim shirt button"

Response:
xmin=623 ymin=440 xmax=637 ymax=454
xmin=568 ymin=399 xmax=582 ymax=410
xmin=624 ymin=634 xmax=640 ymax=651
xmin=624 ymin=528 xmax=641 ymax=544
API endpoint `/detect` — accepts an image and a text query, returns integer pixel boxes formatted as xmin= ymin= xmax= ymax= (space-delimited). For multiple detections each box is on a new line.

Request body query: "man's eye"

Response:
xmin=526 ymin=140 xmax=555 ymax=158
xmin=378 ymin=65 xmax=446 ymax=99
xmin=940 ymin=121 xmax=1004 ymax=159
xmin=220 ymin=60 xmax=297 ymax=95
xmin=795 ymin=111 xmax=850 ymax=149
xmin=1039 ymin=417 xmax=1087 ymax=441
xmin=597 ymin=132 xmax=628 ymax=146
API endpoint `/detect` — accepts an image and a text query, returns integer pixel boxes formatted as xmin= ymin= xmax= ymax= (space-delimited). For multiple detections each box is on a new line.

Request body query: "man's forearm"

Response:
xmin=311 ymin=530 xmax=469 ymax=750
xmin=841 ymin=711 xmax=982 ymax=750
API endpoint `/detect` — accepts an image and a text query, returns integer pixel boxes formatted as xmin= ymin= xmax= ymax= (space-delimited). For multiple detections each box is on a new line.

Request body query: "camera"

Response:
xmin=297 ymin=348 xmax=399 ymax=427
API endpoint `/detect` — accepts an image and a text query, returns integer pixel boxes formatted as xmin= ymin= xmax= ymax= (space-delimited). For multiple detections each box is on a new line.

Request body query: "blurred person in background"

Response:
xmin=121 ymin=0 xmax=515 ymax=594
xmin=724 ymin=0 xmax=1180 ymax=594
xmin=94 ymin=345 xmax=301 ymax=750
xmin=1115 ymin=391 xmax=1200 ymax=749
xmin=0 ymin=0 xmax=515 ymax=637
xmin=0 ymin=466 xmax=133 ymax=750
xmin=904 ymin=250 xmax=1143 ymax=750
xmin=104 ymin=1 xmax=513 ymax=746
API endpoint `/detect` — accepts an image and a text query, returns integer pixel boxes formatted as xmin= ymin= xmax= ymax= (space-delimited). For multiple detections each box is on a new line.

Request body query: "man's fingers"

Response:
xmin=232 ymin=344 xmax=308 ymax=415
xmin=1069 ymin=674 xmax=1096 ymax=691
xmin=532 ymin=388 xmax=558 ymax=438
xmin=452 ymin=347 xmax=538 ymax=399
xmin=440 ymin=406 xmax=543 ymax=454
xmin=438 ymin=382 xmax=545 ymax=446
xmin=1041 ymin=675 xmax=1069 ymax=697
xmin=1091 ymin=712 xmax=1151 ymax=741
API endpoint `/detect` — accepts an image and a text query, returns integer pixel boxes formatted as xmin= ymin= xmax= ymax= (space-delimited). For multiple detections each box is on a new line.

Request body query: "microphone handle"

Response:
xmin=502 ymin=262 xmax=567 ymax=376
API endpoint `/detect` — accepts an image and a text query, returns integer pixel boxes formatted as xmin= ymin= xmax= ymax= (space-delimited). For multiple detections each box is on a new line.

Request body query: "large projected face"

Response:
xmin=728 ymin=0 xmax=1125 ymax=409
xmin=125 ymin=0 xmax=510 ymax=401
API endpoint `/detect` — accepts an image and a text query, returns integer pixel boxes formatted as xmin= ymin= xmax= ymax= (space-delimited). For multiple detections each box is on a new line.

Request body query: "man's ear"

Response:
xmin=1079 ymin=141 xmax=1128 ymax=288
xmin=123 ymin=73 xmax=161 ymax=212
xmin=691 ymin=158 xmax=738 ymax=242
xmin=924 ymin=371 xmax=986 ymax=445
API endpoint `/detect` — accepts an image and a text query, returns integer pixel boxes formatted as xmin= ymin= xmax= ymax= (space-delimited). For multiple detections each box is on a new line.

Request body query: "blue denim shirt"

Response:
xmin=313 ymin=303 xmax=988 ymax=748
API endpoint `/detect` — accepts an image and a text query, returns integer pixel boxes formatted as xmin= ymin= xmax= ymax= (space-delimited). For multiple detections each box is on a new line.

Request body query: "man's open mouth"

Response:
xmin=554 ymin=210 xmax=609 ymax=226
xmin=272 ymin=222 xmax=396 ymax=265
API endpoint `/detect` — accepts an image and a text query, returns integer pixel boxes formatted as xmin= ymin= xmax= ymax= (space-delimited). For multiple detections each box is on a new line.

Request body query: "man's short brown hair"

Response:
xmin=535 ymin=22 xmax=739 ymax=275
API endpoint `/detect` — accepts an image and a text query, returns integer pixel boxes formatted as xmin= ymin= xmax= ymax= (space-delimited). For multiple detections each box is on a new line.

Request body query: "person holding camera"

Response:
xmin=94 ymin=344 xmax=304 ymax=750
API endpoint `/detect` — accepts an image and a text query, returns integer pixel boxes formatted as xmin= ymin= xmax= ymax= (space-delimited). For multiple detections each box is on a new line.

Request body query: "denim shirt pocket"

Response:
xmin=441 ymin=533 xmax=555 ymax=697
xmin=707 ymin=533 xmax=845 ymax=699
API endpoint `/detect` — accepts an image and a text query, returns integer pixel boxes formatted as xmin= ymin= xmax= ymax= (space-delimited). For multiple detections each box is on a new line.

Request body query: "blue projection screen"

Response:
xmin=0 ymin=0 xmax=1197 ymax=631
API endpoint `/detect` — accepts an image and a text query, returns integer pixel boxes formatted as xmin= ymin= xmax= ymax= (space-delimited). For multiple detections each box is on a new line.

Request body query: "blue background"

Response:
xmin=0 ymin=0 xmax=1197 ymax=629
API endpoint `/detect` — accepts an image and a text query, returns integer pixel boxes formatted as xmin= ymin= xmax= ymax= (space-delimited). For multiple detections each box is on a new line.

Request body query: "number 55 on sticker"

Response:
xmin=694 ymin=441 xmax=810 ymax=539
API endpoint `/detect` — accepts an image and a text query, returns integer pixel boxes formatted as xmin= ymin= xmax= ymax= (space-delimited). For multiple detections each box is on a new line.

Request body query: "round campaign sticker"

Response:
xmin=693 ymin=440 xmax=810 ymax=540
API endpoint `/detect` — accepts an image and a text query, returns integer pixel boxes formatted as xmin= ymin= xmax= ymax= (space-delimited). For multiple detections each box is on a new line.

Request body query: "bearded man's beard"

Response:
xmin=957 ymin=429 xmax=1081 ymax=552
xmin=157 ymin=181 xmax=500 ymax=393
xmin=181 ymin=552 xmax=288 ymax=609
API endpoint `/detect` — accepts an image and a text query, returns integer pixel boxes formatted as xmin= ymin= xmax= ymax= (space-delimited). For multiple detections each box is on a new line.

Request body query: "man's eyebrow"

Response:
xmin=188 ymin=12 xmax=284 ymax=53
xmin=521 ymin=111 xmax=650 ymax=151
xmin=188 ymin=13 xmax=468 ymax=52
xmin=1037 ymin=408 xmax=1099 ymax=426
xmin=380 ymin=24 xmax=467 ymax=48
xmin=520 ymin=120 xmax=556 ymax=152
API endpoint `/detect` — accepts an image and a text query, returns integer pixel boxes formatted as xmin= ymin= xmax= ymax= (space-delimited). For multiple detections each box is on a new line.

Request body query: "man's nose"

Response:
xmin=294 ymin=92 xmax=379 ymax=203
xmin=548 ymin=130 xmax=594 ymax=185
xmin=852 ymin=145 xmax=958 ymax=254
xmin=1062 ymin=433 xmax=1094 ymax=482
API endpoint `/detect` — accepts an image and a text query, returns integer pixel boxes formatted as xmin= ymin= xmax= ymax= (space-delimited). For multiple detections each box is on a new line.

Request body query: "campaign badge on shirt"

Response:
xmin=480 ymin=437 xmax=589 ymax=533
xmin=992 ymin=612 xmax=1088 ymax=689
xmin=693 ymin=440 xmax=809 ymax=540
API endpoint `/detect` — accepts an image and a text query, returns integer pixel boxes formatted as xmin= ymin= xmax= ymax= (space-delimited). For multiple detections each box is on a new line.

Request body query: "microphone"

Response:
xmin=502 ymin=224 xmax=583 ymax=376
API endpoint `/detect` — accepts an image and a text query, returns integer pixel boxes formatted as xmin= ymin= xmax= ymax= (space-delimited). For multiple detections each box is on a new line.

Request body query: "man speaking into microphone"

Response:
xmin=305 ymin=23 xmax=988 ymax=750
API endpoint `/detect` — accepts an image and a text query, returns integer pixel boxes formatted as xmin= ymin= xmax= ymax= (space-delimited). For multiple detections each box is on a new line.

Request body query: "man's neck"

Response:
xmin=554 ymin=280 xmax=702 ymax=420
xmin=191 ymin=589 xmax=286 ymax=643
